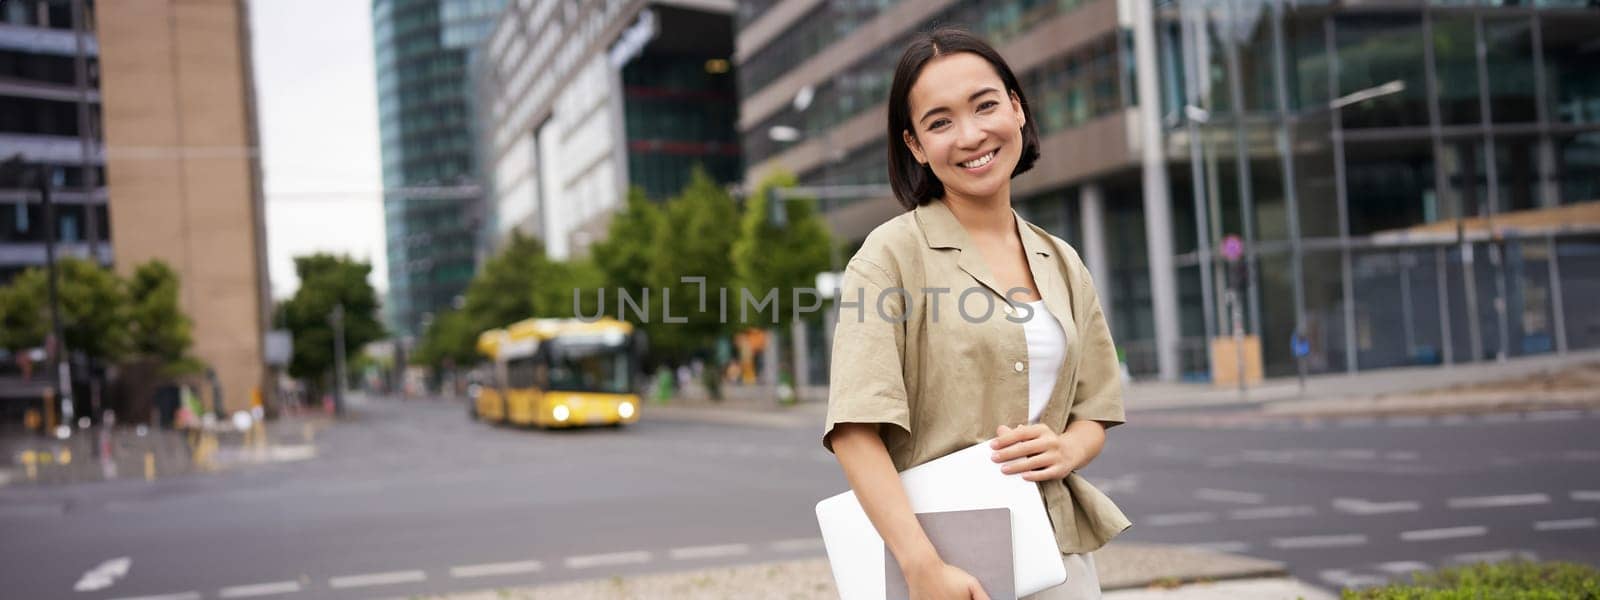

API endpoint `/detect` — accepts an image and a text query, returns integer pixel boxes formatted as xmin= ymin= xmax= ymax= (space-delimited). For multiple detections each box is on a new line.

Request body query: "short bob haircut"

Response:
xmin=886 ymin=27 xmax=1041 ymax=211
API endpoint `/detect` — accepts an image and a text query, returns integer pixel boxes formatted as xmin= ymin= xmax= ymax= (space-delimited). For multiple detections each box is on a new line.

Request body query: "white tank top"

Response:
xmin=1022 ymin=300 xmax=1066 ymax=423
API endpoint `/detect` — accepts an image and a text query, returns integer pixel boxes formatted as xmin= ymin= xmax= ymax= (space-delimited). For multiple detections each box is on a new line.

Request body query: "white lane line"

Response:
xmin=1333 ymin=497 xmax=1422 ymax=515
xmin=1527 ymin=410 xmax=1583 ymax=421
xmin=1447 ymin=493 xmax=1549 ymax=509
xmin=108 ymin=594 xmax=200 ymax=600
xmin=1333 ymin=449 xmax=1379 ymax=460
xmin=669 ymin=544 xmax=750 ymax=560
xmin=1183 ymin=541 xmax=1252 ymax=553
xmin=1401 ymin=526 xmax=1488 ymax=542
xmin=1534 ymin=517 xmax=1598 ymax=531
xmin=1384 ymin=451 xmax=1420 ymax=461
xmin=1573 ymin=490 xmax=1600 ymax=502
xmin=328 ymin=570 xmax=426 ymax=589
xmin=1387 ymin=416 xmax=1431 ymax=427
xmin=565 ymin=551 xmax=652 ymax=569
xmin=1376 ymin=561 xmax=1431 ymax=575
xmin=1271 ymin=534 xmax=1368 ymax=549
xmin=1319 ymin=569 xmax=1388 ymax=588
xmin=219 ymin=581 xmax=302 ymax=598
xmin=449 ymin=560 xmax=544 ymax=578
xmin=1145 ymin=512 xmax=1218 ymax=526
xmin=1228 ymin=505 xmax=1317 ymax=520
xmin=1193 ymin=488 xmax=1266 ymax=505
xmin=770 ymin=538 xmax=825 ymax=553
xmin=1451 ymin=549 xmax=1537 ymax=565
xmin=75 ymin=556 xmax=132 ymax=592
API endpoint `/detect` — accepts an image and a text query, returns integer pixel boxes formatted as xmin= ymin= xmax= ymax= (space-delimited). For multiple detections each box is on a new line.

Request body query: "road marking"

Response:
xmin=0 ymin=503 xmax=66 ymax=518
xmin=1271 ymin=534 xmax=1368 ymax=549
xmin=1447 ymin=493 xmax=1549 ymax=509
xmin=1183 ymin=541 xmax=1251 ymax=553
xmin=1228 ymin=505 xmax=1317 ymax=520
xmin=669 ymin=544 xmax=750 ymax=560
xmin=1534 ymin=518 xmax=1598 ymax=531
xmin=1384 ymin=451 xmax=1420 ymax=461
xmin=1573 ymin=490 xmax=1600 ymax=502
xmin=328 ymin=570 xmax=426 ymax=589
xmin=1526 ymin=410 xmax=1583 ymax=421
xmin=1145 ymin=512 xmax=1218 ymax=526
xmin=1402 ymin=526 xmax=1488 ymax=542
xmin=1333 ymin=449 xmax=1379 ymax=460
xmin=75 ymin=556 xmax=132 ymax=592
xmin=1386 ymin=416 xmax=1431 ymax=427
xmin=449 ymin=560 xmax=544 ymax=578
xmin=565 ymin=551 xmax=652 ymax=569
xmin=107 ymin=594 xmax=200 ymax=600
xmin=770 ymin=538 xmax=825 ymax=553
xmin=1333 ymin=497 xmax=1422 ymax=515
xmin=1451 ymin=549 xmax=1536 ymax=565
xmin=219 ymin=581 xmax=302 ymax=598
xmin=1194 ymin=488 xmax=1265 ymax=504
xmin=1376 ymin=561 xmax=1431 ymax=575
xmin=1318 ymin=569 xmax=1388 ymax=588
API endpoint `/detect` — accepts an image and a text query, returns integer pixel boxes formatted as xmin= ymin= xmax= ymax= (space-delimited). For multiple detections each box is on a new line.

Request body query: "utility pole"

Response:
xmin=330 ymin=303 xmax=347 ymax=416
xmin=42 ymin=170 xmax=74 ymax=431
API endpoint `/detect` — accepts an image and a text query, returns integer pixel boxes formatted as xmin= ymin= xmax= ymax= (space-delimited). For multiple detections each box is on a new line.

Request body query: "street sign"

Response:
xmin=1221 ymin=234 xmax=1245 ymax=262
xmin=1291 ymin=332 xmax=1311 ymax=358
xmin=265 ymin=330 xmax=292 ymax=367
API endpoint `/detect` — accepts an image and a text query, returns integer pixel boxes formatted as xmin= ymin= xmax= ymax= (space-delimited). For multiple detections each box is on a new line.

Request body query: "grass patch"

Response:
xmin=1343 ymin=561 xmax=1600 ymax=599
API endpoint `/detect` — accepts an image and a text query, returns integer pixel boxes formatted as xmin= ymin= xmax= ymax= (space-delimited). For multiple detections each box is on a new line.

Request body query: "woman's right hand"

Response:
xmin=905 ymin=560 xmax=991 ymax=600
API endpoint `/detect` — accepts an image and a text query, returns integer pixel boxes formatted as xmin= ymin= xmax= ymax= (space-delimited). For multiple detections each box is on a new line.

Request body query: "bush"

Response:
xmin=1344 ymin=561 xmax=1600 ymax=599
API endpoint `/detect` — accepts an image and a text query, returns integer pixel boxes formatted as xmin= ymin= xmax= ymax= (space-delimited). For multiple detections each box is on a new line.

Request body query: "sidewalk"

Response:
xmin=421 ymin=543 xmax=1331 ymax=600
xmin=1126 ymin=350 xmax=1600 ymax=416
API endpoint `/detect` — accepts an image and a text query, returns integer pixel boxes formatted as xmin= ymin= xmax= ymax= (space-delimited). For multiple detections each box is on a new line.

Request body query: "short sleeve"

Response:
xmin=1070 ymin=267 xmax=1126 ymax=427
xmin=822 ymin=257 xmax=911 ymax=453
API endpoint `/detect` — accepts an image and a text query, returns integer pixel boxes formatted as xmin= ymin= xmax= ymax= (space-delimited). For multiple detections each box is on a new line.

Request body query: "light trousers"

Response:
xmin=1021 ymin=553 xmax=1100 ymax=600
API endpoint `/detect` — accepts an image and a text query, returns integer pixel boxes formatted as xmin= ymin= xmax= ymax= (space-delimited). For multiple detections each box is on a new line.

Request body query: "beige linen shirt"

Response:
xmin=823 ymin=199 xmax=1132 ymax=555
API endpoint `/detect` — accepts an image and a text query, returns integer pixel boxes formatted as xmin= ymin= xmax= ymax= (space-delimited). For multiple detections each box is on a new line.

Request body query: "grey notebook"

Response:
xmin=884 ymin=508 xmax=1016 ymax=600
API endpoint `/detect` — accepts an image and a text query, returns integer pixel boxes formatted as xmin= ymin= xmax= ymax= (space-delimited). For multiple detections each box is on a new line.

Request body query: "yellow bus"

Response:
xmin=472 ymin=317 xmax=642 ymax=428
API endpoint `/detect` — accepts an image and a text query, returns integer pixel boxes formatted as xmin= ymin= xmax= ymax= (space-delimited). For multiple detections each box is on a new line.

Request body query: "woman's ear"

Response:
xmin=902 ymin=130 xmax=927 ymax=165
xmin=1011 ymin=90 xmax=1026 ymax=129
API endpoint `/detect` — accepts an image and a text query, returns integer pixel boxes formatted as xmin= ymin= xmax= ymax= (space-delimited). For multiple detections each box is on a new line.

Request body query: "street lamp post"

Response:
xmin=2 ymin=156 xmax=75 ymax=433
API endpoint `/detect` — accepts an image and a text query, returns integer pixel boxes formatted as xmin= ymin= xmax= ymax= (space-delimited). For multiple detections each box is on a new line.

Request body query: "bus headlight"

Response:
xmin=552 ymin=405 xmax=571 ymax=422
xmin=618 ymin=401 xmax=635 ymax=419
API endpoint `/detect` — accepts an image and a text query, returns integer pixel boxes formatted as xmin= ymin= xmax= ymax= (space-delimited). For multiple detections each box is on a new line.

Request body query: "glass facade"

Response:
xmin=372 ymin=0 xmax=504 ymax=336
xmin=622 ymin=53 xmax=742 ymax=200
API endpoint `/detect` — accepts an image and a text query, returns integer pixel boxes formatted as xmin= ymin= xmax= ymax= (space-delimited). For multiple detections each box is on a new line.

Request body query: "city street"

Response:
xmin=2 ymin=397 xmax=1599 ymax=599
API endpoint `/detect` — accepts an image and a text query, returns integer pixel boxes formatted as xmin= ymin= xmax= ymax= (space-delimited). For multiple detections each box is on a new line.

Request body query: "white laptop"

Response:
xmin=816 ymin=440 xmax=1067 ymax=599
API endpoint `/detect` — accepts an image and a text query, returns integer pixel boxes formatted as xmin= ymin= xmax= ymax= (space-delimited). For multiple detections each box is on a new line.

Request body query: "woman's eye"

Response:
xmin=929 ymin=119 xmax=949 ymax=130
xmin=978 ymin=100 xmax=999 ymax=112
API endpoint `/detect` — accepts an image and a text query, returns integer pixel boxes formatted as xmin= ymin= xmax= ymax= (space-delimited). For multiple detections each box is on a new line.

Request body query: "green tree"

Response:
xmin=732 ymin=171 xmax=835 ymax=330
xmin=125 ymin=259 xmax=201 ymax=374
xmin=0 ymin=257 xmax=128 ymax=364
xmin=276 ymin=254 xmax=385 ymax=393
xmin=412 ymin=307 xmax=480 ymax=370
xmin=590 ymin=187 xmax=661 ymax=296
xmin=645 ymin=167 xmax=741 ymax=362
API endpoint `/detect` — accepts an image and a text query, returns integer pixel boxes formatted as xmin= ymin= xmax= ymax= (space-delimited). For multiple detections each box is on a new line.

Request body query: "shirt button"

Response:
xmin=1014 ymin=361 xmax=1025 ymax=372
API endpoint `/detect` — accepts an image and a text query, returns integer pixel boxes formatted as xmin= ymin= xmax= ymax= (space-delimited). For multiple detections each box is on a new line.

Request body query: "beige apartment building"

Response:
xmin=97 ymin=0 xmax=271 ymax=414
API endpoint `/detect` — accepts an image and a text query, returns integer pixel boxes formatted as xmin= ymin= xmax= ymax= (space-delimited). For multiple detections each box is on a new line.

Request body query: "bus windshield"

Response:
xmin=545 ymin=338 xmax=632 ymax=394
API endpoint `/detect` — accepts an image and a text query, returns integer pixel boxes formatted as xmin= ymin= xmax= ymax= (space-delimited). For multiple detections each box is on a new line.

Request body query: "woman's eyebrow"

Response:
xmin=917 ymin=86 xmax=1002 ymax=124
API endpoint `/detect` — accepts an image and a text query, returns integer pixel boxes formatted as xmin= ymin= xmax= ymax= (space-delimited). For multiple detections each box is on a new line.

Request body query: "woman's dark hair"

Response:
xmin=886 ymin=27 xmax=1040 ymax=210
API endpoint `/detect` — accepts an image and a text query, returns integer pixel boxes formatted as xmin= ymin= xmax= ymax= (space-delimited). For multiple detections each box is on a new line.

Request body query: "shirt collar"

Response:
xmin=914 ymin=199 xmax=1055 ymax=258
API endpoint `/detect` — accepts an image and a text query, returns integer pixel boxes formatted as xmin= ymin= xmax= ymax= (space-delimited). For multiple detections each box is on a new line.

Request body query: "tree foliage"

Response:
xmin=732 ymin=171 xmax=835 ymax=330
xmin=125 ymin=260 xmax=198 ymax=372
xmin=275 ymin=254 xmax=385 ymax=387
xmin=643 ymin=167 xmax=741 ymax=361
xmin=0 ymin=257 xmax=129 ymax=364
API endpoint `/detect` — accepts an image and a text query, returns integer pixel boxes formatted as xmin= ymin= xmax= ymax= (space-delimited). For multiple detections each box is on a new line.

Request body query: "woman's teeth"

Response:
xmin=961 ymin=151 xmax=995 ymax=169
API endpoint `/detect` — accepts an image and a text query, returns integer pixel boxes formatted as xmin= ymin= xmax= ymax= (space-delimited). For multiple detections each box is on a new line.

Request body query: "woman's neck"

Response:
xmin=942 ymin=190 xmax=1015 ymax=242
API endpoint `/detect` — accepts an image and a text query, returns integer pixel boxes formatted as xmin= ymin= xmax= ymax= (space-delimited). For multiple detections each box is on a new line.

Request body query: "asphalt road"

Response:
xmin=2 ymin=397 xmax=1597 ymax=599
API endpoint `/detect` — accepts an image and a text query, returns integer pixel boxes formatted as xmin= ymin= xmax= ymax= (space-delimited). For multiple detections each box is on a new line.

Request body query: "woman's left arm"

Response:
xmin=990 ymin=420 xmax=1109 ymax=482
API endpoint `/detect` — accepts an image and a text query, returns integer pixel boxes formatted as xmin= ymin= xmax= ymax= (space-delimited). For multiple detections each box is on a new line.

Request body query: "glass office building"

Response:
xmin=372 ymin=0 xmax=504 ymax=336
xmin=737 ymin=0 xmax=1600 ymax=381
xmin=476 ymin=1 xmax=739 ymax=260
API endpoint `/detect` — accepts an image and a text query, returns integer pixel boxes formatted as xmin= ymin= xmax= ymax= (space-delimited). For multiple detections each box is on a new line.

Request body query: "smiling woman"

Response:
xmin=824 ymin=27 xmax=1127 ymax=600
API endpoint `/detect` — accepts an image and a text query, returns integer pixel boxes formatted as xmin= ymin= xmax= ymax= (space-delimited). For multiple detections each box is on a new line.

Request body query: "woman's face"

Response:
xmin=902 ymin=51 xmax=1026 ymax=204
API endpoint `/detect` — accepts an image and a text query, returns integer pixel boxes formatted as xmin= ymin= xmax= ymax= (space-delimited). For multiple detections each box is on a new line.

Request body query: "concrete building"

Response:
xmin=372 ymin=0 xmax=505 ymax=337
xmin=737 ymin=0 xmax=1600 ymax=381
xmin=476 ymin=0 xmax=740 ymax=259
xmin=0 ymin=0 xmax=109 ymax=284
xmin=97 ymin=0 xmax=271 ymax=414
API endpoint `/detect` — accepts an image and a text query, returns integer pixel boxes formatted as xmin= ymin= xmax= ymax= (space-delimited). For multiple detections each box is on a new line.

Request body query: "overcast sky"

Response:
xmin=250 ymin=0 xmax=386 ymax=300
